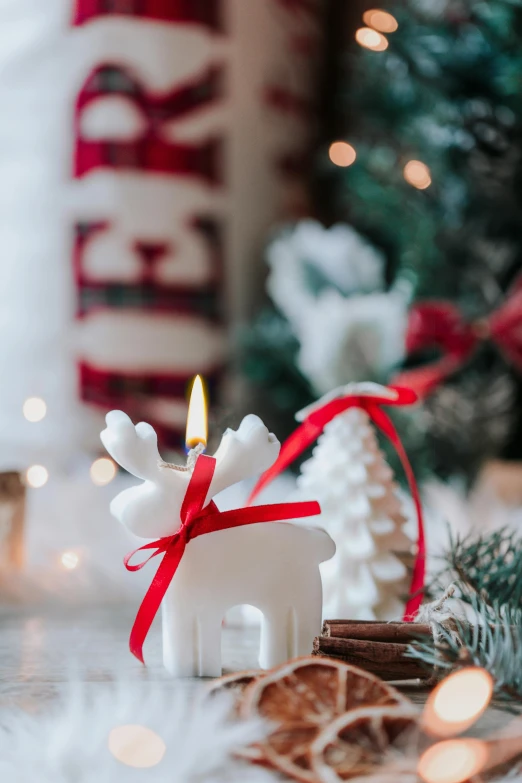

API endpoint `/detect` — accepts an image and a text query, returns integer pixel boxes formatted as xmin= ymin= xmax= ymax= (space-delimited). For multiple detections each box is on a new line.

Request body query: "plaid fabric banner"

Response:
xmin=74 ymin=219 xmax=224 ymax=318
xmin=76 ymin=64 xmax=224 ymax=126
xmin=73 ymin=0 xmax=224 ymax=30
xmin=75 ymin=136 xmax=222 ymax=180
xmin=79 ymin=362 xmax=222 ymax=403
xmin=75 ymin=64 xmax=224 ymax=179
xmin=79 ymin=362 xmax=223 ymax=449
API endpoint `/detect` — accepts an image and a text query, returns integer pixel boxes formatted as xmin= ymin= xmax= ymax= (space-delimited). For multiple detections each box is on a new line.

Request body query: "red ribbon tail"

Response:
xmin=489 ymin=287 xmax=522 ymax=371
xmin=393 ymin=356 xmax=462 ymax=400
xmin=367 ymin=405 xmax=426 ymax=620
xmin=248 ymin=421 xmax=322 ymax=505
xmin=124 ymin=538 xmax=171 ymax=572
xmin=128 ymin=536 xmax=187 ymax=664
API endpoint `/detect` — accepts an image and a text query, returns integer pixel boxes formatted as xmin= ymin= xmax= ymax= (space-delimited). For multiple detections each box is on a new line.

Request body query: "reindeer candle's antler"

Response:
xmin=101 ymin=410 xmax=191 ymax=538
xmin=209 ymin=414 xmax=281 ymax=499
xmin=101 ymin=411 xmax=162 ymax=481
xmin=101 ymin=411 xmax=282 ymax=539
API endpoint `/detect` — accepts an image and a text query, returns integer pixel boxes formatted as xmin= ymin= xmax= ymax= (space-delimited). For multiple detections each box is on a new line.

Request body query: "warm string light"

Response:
xmin=404 ymin=160 xmax=432 ymax=189
xmin=355 ymin=27 xmax=388 ymax=51
xmin=329 ymin=141 xmax=357 ymax=167
xmin=418 ymin=738 xmax=488 ymax=783
xmin=363 ymin=9 xmax=398 ymax=33
xmin=61 ymin=551 xmax=79 ymax=570
xmin=185 ymin=375 xmax=208 ymax=450
xmin=418 ymin=668 xmax=495 ymax=783
xmin=26 ymin=465 xmax=49 ymax=488
xmin=90 ymin=457 xmax=117 ymax=486
xmin=108 ymin=725 xmax=166 ymax=768
xmin=422 ymin=667 xmax=494 ymax=737
xmin=23 ymin=397 xmax=47 ymax=422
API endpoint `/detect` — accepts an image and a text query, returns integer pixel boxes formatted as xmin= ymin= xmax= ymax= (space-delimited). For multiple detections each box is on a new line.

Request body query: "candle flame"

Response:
xmin=185 ymin=375 xmax=208 ymax=449
xmin=422 ymin=667 xmax=493 ymax=737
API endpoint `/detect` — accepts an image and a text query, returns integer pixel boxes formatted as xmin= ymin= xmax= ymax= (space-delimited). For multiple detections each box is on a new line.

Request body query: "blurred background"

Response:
xmin=0 ymin=0 xmax=521 ymax=602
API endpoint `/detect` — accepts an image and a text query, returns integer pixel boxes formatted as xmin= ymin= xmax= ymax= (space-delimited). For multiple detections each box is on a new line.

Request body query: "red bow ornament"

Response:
xmin=394 ymin=279 xmax=522 ymax=398
xmin=248 ymin=383 xmax=426 ymax=619
xmin=124 ymin=453 xmax=321 ymax=664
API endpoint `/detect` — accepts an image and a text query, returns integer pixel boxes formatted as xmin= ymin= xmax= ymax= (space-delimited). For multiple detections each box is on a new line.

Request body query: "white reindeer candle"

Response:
xmin=101 ymin=377 xmax=334 ymax=677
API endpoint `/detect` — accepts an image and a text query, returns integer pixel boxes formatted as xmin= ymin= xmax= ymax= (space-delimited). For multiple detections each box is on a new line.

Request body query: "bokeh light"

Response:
xmin=61 ymin=551 xmax=79 ymax=570
xmin=403 ymin=159 xmax=432 ymax=189
xmin=26 ymin=465 xmax=49 ymax=488
xmin=355 ymin=27 xmax=389 ymax=51
xmin=329 ymin=141 xmax=357 ymax=167
xmin=90 ymin=457 xmax=117 ymax=486
xmin=108 ymin=724 xmax=166 ymax=768
xmin=418 ymin=739 xmax=488 ymax=783
xmin=422 ymin=668 xmax=494 ymax=737
xmin=363 ymin=9 xmax=399 ymax=33
xmin=23 ymin=397 xmax=47 ymax=422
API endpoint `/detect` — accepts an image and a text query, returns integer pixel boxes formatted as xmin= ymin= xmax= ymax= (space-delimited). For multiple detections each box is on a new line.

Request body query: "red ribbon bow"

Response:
xmin=394 ymin=280 xmax=522 ymax=398
xmin=124 ymin=453 xmax=321 ymax=664
xmin=248 ymin=386 xmax=425 ymax=620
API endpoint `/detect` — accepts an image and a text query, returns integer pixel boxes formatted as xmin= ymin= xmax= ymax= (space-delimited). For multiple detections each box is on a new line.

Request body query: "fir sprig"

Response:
xmin=408 ymin=595 xmax=522 ymax=706
xmin=441 ymin=528 xmax=522 ymax=609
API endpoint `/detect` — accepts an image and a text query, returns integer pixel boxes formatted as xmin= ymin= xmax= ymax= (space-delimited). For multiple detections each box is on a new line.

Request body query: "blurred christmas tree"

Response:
xmin=242 ymin=0 xmax=522 ymax=484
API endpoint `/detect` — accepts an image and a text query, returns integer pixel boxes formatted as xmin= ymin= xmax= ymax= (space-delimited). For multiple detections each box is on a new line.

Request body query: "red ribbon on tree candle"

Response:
xmin=394 ymin=281 xmax=522 ymax=399
xmin=124 ymin=453 xmax=321 ymax=664
xmin=248 ymin=385 xmax=425 ymax=620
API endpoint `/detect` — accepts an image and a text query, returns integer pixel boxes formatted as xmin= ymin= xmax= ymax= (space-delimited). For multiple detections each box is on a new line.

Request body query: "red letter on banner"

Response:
xmin=74 ymin=64 xmax=224 ymax=181
xmin=73 ymin=0 xmax=223 ymax=30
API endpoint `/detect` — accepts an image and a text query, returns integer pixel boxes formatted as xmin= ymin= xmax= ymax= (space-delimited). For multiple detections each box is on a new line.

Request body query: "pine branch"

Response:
xmin=443 ymin=528 xmax=522 ymax=610
xmin=407 ymin=596 xmax=522 ymax=706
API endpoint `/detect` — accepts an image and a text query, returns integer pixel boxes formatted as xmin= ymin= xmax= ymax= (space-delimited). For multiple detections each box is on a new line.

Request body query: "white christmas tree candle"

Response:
xmin=295 ymin=386 xmax=414 ymax=621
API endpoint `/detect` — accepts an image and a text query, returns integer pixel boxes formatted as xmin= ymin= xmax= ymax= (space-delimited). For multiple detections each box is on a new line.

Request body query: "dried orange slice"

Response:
xmin=310 ymin=705 xmax=419 ymax=782
xmin=207 ymin=669 xmax=262 ymax=700
xmin=240 ymin=656 xmax=410 ymax=783
xmin=207 ymin=670 xmax=266 ymax=764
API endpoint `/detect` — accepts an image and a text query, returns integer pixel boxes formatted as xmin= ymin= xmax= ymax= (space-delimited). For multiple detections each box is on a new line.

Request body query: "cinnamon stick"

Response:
xmin=322 ymin=620 xmax=431 ymax=643
xmin=312 ymin=635 xmax=428 ymax=681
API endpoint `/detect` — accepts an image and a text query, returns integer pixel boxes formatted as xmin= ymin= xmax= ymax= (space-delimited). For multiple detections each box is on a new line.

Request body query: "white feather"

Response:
xmin=0 ymin=679 xmax=276 ymax=782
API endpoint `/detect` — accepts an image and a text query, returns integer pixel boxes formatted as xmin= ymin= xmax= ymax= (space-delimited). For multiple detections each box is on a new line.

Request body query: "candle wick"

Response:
xmin=187 ymin=443 xmax=206 ymax=471
xmin=158 ymin=443 xmax=206 ymax=473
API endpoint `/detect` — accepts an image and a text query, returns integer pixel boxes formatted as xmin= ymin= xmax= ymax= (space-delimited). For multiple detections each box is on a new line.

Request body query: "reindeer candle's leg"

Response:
xmin=162 ymin=599 xmax=198 ymax=677
xmin=198 ymin=614 xmax=223 ymax=678
xmin=259 ymin=606 xmax=291 ymax=670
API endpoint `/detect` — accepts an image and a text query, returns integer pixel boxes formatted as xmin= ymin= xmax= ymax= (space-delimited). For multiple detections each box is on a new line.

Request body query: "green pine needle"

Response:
xmin=442 ymin=528 xmax=522 ymax=609
xmin=408 ymin=595 xmax=522 ymax=706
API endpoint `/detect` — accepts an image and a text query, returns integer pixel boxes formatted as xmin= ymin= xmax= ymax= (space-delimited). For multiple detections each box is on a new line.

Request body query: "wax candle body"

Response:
xmin=102 ymin=411 xmax=334 ymax=676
